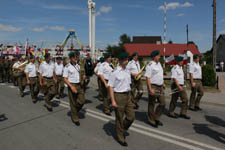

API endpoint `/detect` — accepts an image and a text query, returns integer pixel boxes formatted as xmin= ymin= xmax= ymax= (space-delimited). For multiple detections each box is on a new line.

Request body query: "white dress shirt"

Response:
xmin=108 ymin=66 xmax=131 ymax=93
xmin=25 ymin=62 xmax=37 ymax=77
xmin=126 ymin=60 xmax=140 ymax=74
xmin=63 ymin=63 xmax=80 ymax=84
xmin=98 ymin=62 xmax=113 ymax=80
xmin=39 ymin=61 xmax=55 ymax=78
xmin=54 ymin=62 xmax=64 ymax=76
xmin=171 ymin=65 xmax=184 ymax=85
xmin=189 ymin=62 xmax=202 ymax=79
xmin=144 ymin=61 xmax=164 ymax=86
xmin=94 ymin=62 xmax=102 ymax=74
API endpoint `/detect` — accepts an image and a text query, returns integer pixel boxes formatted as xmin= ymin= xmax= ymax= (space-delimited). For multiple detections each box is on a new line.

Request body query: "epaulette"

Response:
xmin=147 ymin=61 xmax=152 ymax=66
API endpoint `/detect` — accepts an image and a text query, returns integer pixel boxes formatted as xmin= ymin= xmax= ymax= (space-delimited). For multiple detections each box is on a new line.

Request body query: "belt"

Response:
xmin=56 ymin=75 xmax=62 ymax=77
xmin=29 ymin=77 xmax=37 ymax=78
xmin=44 ymin=77 xmax=53 ymax=79
xmin=71 ymin=83 xmax=80 ymax=85
xmin=152 ymin=84 xmax=163 ymax=87
xmin=194 ymin=79 xmax=202 ymax=81
xmin=115 ymin=91 xmax=130 ymax=94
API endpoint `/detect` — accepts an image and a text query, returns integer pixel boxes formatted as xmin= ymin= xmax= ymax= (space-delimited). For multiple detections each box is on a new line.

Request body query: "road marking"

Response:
xmin=8 ymin=85 xmax=16 ymax=89
xmin=0 ymin=83 xmax=6 ymax=86
xmin=58 ymin=100 xmax=223 ymax=150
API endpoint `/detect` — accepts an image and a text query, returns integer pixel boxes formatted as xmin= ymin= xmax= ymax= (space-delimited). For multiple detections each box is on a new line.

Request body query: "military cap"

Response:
xmin=118 ymin=52 xmax=129 ymax=60
xmin=150 ymin=50 xmax=160 ymax=57
xmin=193 ymin=54 xmax=199 ymax=60
xmin=56 ymin=56 xmax=62 ymax=60
xmin=104 ymin=53 xmax=112 ymax=59
xmin=100 ymin=57 xmax=105 ymax=63
xmin=132 ymin=52 xmax=138 ymax=57
xmin=44 ymin=53 xmax=50 ymax=59
xmin=69 ymin=52 xmax=75 ymax=58
xmin=29 ymin=55 xmax=34 ymax=59
xmin=175 ymin=56 xmax=184 ymax=62
xmin=75 ymin=51 xmax=80 ymax=56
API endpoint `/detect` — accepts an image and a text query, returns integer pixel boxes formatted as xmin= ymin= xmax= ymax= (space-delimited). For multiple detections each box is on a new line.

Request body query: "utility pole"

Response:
xmin=163 ymin=0 xmax=167 ymax=68
xmin=212 ymin=0 xmax=217 ymax=68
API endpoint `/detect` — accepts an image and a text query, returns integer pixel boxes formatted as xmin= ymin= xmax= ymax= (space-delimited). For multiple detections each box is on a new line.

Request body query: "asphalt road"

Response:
xmin=0 ymin=77 xmax=225 ymax=150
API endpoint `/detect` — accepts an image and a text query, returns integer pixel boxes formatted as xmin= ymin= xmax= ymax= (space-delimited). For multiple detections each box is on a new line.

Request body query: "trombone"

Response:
xmin=169 ymin=85 xmax=187 ymax=95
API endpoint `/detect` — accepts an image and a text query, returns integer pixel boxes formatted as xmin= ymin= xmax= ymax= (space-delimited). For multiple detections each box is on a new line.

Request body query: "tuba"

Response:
xmin=12 ymin=60 xmax=29 ymax=78
xmin=135 ymin=63 xmax=147 ymax=80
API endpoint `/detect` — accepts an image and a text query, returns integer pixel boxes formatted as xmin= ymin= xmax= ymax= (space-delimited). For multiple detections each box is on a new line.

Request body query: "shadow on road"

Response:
xmin=205 ymin=115 xmax=225 ymax=128
xmin=0 ymin=114 xmax=8 ymax=122
xmin=192 ymin=123 xmax=225 ymax=144
xmin=103 ymin=121 xmax=117 ymax=142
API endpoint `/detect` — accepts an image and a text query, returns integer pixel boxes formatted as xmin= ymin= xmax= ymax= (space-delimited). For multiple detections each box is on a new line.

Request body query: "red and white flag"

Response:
xmin=165 ymin=54 xmax=175 ymax=65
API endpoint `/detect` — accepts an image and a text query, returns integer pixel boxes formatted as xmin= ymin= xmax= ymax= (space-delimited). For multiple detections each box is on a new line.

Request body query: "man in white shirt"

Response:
xmin=144 ymin=50 xmax=165 ymax=128
xmin=13 ymin=56 xmax=27 ymax=97
xmin=94 ymin=57 xmax=104 ymax=101
xmin=126 ymin=52 xmax=143 ymax=109
xmin=98 ymin=53 xmax=113 ymax=116
xmin=63 ymin=51 xmax=85 ymax=126
xmin=169 ymin=56 xmax=190 ymax=119
xmin=108 ymin=52 xmax=134 ymax=147
xmin=54 ymin=56 xmax=64 ymax=99
xmin=39 ymin=53 xmax=57 ymax=112
xmin=25 ymin=56 xmax=39 ymax=103
xmin=189 ymin=54 xmax=204 ymax=111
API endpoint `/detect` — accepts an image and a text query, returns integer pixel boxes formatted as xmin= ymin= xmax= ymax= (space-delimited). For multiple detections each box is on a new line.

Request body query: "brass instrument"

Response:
xmin=135 ymin=63 xmax=147 ymax=80
xmin=111 ymin=58 xmax=118 ymax=68
xmin=15 ymin=60 xmax=29 ymax=70
xmin=169 ymin=85 xmax=187 ymax=95
xmin=12 ymin=60 xmax=28 ymax=78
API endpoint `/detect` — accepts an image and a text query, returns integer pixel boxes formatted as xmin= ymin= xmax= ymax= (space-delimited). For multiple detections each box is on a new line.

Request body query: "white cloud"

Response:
xmin=50 ymin=26 xmax=66 ymax=31
xmin=96 ymin=6 xmax=112 ymax=16
xmin=159 ymin=1 xmax=193 ymax=10
xmin=181 ymin=2 xmax=193 ymax=7
xmin=176 ymin=13 xmax=184 ymax=17
xmin=0 ymin=24 xmax=22 ymax=32
xmin=32 ymin=26 xmax=48 ymax=32
xmin=100 ymin=6 xmax=112 ymax=13
xmin=41 ymin=4 xmax=81 ymax=10
xmin=219 ymin=30 xmax=225 ymax=35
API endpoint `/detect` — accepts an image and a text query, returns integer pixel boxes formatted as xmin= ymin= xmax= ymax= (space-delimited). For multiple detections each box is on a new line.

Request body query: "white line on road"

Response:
xmin=58 ymin=100 xmax=223 ymax=150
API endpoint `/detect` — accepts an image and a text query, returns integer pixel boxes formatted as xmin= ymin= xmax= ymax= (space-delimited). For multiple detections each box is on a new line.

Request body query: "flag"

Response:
xmin=165 ymin=54 xmax=175 ymax=65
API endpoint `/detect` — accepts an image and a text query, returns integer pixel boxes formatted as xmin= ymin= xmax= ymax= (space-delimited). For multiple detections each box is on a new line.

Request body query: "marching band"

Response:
xmin=0 ymin=50 xmax=204 ymax=147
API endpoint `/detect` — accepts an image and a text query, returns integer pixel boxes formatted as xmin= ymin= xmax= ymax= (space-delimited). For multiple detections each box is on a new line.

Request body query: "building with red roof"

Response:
xmin=124 ymin=43 xmax=200 ymax=57
xmin=124 ymin=43 xmax=201 ymax=63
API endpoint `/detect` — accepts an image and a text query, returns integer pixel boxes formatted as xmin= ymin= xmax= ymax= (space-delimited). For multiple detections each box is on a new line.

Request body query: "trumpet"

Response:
xmin=169 ymin=85 xmax=187 ymax=95
xmin=135 ymin=63 xmax=146 ymax=80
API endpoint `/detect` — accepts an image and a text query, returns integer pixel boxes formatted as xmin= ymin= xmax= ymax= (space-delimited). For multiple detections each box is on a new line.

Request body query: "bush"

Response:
xmin=202 ymin=65 xmax=216 ymax=86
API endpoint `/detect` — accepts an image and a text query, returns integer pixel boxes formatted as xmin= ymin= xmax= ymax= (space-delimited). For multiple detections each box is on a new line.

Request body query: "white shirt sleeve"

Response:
xmin=171 ymin=67 xmax=177 ymax=79
xmin=108 ymin=72 xmax=116 ymax=88
xmin=189 ymin=64 xmax=194 ymax=74
xmin=98 ymin=65 xmax=104 ymax=75
xmin=24 ymin=65 xmax=29 ymax=73
xmin=39 ymin=64 xmax=43 ymax=74
xmin=144 ymin=65 xmax=152 ymax=78
xmin=63 ymin=66 xmax=69 ymax=78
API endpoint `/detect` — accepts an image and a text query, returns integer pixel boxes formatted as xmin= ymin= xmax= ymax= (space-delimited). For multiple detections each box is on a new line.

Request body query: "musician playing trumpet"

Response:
xmin=126 ymin=52 xmax=143 ymax=109
xmin=168 ymin=56 xmax=190 ymax=120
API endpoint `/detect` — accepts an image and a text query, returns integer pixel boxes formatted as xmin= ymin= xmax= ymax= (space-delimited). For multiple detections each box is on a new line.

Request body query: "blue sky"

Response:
xmin=0 ymin=0 xmax=224 ymax=52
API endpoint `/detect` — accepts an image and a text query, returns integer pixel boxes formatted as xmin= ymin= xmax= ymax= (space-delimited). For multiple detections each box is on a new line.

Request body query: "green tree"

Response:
xmin=106 ymin=34 xmax=131 ymax=57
